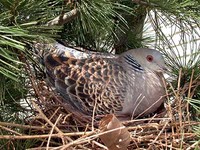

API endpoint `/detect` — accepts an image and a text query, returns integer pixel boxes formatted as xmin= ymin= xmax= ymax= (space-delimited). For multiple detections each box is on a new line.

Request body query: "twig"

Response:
xmin=46 ymin=114 xmax=62 ymax=150
xmin=0 ymin=121 xmax=46 ymax=130
xmin=0 ymin=125 xmax=22 ymax=136
xmin=134 ymin=96 xmax=166 ymax=119
xmin=186 ymin=140 xmax=200 ymax=150
xmin=169 ymin=83 xmax=180 ymax=133
xmin=0 ymin=131 xmax=93 ymax=139
xmin=59 ymin=126 xmax=125 ymax=150
xmin=92 ymin=98 xmax=98 ymax=131
xmin=187 ymin=69 xmax=194 ymax=123
xmin=131 ymin=133 xmax=196 ymax=141
xmin=31 ymin=101 xmax=68 ymax=144
xmin=92 ymin=141 xmax=108 ymax=150
xmin=62 ymin=113 xmax=72 ymax=124
xmin=132 ymin=0 xmax=157 ymax=7
xmin=149 ymin=121 xmax=169 ymax=147
xmin=44 ymin=107 xmax=61 ymax=128
xmin=177 ymin=69 xmax=183 ymax=132
xmin=47 ymin=8 xmax=78 ymax=26
xmin=123 ymin=117 xmax=171 ymax=124
xmin=150 ymin=140 xmax=179 ymax=150
xmin=27 ymin=147 xmax=55 ymax=150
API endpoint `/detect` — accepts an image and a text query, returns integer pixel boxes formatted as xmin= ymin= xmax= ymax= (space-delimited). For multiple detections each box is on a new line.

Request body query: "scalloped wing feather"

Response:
xmin=44 ymin=52 xmax=126 ymax=115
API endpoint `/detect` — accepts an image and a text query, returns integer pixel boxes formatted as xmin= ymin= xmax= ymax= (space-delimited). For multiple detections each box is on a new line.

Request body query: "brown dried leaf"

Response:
xmin=99 ymin=114 xmax=131 ymax=150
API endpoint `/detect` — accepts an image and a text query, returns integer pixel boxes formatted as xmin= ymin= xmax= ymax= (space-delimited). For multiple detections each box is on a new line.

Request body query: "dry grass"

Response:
xmin=0 ymin=62 xmax=199 ymax=150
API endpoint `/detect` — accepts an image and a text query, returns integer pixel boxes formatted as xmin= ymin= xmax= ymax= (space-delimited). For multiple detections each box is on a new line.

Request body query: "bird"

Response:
xmin=35 ymin=42 xmax=167 ymax=118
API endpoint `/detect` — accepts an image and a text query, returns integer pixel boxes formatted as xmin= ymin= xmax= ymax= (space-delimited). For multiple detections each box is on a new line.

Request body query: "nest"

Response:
xmin=0 ymin=60 xmax=199 ymax=150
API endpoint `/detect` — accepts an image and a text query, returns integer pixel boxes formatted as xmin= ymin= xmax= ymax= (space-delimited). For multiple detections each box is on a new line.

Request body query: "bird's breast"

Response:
xmin=121 ymin=71 xmax=165 ymax=117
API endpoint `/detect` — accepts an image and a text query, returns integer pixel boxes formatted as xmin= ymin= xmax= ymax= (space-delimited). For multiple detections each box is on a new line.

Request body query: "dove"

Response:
xmin=35 ymin=42 xmax=166 ymax=118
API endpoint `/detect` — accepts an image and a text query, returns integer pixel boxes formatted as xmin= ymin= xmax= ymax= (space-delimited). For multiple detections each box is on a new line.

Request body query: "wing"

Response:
xmin=44 ymin=52 xmax=127 ymax=115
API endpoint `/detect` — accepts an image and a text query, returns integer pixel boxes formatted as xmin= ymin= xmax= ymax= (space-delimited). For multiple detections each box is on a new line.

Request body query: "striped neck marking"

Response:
xmin=124 ymin=54 xmax=143 ymax=72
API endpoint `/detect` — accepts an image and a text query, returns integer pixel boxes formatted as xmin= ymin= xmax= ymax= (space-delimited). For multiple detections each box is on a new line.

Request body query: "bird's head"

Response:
xmin=122 ymin=48 xmax=167 ymax=73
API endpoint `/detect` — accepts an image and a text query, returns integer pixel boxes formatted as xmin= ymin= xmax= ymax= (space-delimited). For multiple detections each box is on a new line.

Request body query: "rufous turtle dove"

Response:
xmin=35 ymin=42 xmax=167 ymax=118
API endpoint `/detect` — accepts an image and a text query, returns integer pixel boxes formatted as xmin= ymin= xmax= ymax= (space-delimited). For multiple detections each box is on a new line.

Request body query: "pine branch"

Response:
xmin=132 ymin=0 xmax=156 ymax=7
xmin=47 ymin=8 xmax=78 ymax=26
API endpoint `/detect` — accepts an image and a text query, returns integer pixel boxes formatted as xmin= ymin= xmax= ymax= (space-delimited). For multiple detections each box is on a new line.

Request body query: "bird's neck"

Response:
xmin=118 ymin=54 xmax=144 ymax=73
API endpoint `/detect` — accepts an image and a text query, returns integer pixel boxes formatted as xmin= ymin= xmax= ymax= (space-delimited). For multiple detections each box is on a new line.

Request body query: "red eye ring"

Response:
xmin=146 ymin=55 xmax=153 ymax=62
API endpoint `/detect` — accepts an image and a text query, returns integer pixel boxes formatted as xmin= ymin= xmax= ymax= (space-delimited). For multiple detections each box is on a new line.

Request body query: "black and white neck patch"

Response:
xmin=124 ymin=54 xmax=144 ymax=72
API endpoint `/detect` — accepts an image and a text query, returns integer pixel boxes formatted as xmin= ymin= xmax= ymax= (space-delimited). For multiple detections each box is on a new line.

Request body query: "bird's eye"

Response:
xmin=146 ymin=55 xmax=153 ymax=62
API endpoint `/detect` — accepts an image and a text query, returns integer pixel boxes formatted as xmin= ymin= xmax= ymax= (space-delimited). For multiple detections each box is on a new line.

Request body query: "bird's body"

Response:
xmin=36 ymin=42 xmax=166 ymax=118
